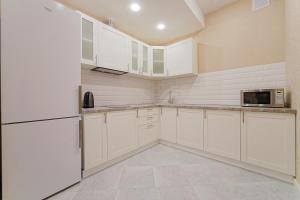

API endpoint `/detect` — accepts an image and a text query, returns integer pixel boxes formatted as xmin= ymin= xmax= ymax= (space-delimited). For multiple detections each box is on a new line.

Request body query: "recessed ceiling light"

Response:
xmin=130 ymin=3 xmax=141 ymax=12
xmin=157 ymin=23 xmax=166 ymax=30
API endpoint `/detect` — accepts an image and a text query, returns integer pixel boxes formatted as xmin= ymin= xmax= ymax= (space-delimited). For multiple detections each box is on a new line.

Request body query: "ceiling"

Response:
xmin=197 ymin=0 xmax=239 ymax=14
xmin=59 ymin=0 xmax=239 ymax=45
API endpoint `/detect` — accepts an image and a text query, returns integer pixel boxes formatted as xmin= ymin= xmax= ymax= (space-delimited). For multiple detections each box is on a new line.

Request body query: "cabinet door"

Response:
xmin=138 ymin=110 xmax=160 ymax=146
xmin=107 ymin=110 xmax=137 ymax=160
xmin=98 ymin=24 xmax=130 ymax=72
xmin=83 ymin=114 xmax=107 ymax=170
xmin=204 ymin=110 xmax=241 ymax=160
xmin=178 ymin=109 xmax=204 ymax=150
xmin=141 ymin=45 xmax=151 ymax=76
xmin=130 ymin=40 xmax=140 ymax=74
xmin=81 ymin=14 xmax=97 ymax=66
xmin=161 ymin=108 xmax=177 ymax=143
xmin=138 ymin=122 xmax=159 ymax=147
xmin=152 ymin=47 xmax=166 ymax=76
xmin=241 ymin=112 xmax=295 ymax=175
xmin=167 ymin=39 xmax=195 ymax=76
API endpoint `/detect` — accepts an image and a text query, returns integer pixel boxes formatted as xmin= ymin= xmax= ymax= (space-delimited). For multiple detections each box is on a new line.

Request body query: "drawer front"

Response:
xmin=140 ymin=121 xmax=159 ymax=130
xmin=139 ymin=115 xmax=160 ymax=126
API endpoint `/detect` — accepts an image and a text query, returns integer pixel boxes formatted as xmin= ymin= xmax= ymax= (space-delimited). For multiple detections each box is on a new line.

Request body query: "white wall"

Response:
xmin=156 ymin=62 xmax=288 ymax=105
xmin=82 ymin=62 xmax=288 ymax=107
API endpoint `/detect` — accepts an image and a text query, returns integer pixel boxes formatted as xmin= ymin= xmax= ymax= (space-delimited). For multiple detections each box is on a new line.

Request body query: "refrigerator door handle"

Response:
xmin=79 ymin=118 xmax=83 ymax=149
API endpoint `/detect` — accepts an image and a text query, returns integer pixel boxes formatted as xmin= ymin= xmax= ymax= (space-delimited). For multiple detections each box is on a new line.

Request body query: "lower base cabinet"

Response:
xmin=106 ymin=110 xmax=138 ymax=160
xmin=138 ymin=108 xmax=160 ymax=146
xmin=83 ymin=114 xmax=107 ymax=171
xmin=177 ymin=109 xmax=204 ymax=150
xmin=161 ymin=108 xmax=177 ymax=143
xmin=82 ymin=107 xmax=296 ymax=178
xmin=138 ymin=123 xmax=159 ymax=146
xmin=241 ymin=112 xmax=295 ymax=175
xmin=204 ymin=110 xmax=241 ymax=161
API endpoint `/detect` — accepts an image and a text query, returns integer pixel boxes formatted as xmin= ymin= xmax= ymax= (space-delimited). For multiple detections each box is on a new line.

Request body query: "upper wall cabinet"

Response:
xmin=80 ymin=12 xmax=198 ymax=79
xmin=129 ymin=41 xmax=152 ymax=76
xmin=152 ymin=46 xmax=167 ymax=77
xmin=81 ymin=14 xmax=97 ymax=66
xmin=141 ymin=44 xmax=152 ymax=76
xmin=130 ymin=40 xmax=140 ymax=74
xmin=167 ymin=38 xmax=198 ymax=77
xmin=97 ymin=24 xmax=130 ymax=72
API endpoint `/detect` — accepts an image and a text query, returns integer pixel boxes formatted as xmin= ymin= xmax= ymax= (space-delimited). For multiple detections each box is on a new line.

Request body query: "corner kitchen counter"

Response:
xmin=81 ymin=104 xmax=297 ymax=114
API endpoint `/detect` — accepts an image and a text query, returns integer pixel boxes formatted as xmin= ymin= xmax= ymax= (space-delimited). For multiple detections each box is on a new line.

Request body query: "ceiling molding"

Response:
xmin=184 ymin=0 xmax=205 ymax=28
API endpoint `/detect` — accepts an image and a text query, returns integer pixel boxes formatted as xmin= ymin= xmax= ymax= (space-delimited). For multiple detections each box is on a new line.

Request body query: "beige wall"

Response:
xmin=195 ymin=0 xmax=285 ymax=73
xmin=285 ymin=0 xmax=300 ymax=183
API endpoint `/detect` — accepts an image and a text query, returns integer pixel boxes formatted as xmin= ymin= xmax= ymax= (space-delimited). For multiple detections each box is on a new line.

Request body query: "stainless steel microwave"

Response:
xmin=241 ymin=89 xmax=285 ymax=108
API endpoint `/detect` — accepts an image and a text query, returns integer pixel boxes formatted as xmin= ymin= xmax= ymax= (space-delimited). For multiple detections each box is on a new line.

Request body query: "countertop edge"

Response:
xmin=81 ymin=104 xmax=297 ymax=115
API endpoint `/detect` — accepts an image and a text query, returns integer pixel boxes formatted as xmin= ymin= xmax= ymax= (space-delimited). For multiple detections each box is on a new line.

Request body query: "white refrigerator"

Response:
xmin=1 ymin=0 xmax=82 ymax=199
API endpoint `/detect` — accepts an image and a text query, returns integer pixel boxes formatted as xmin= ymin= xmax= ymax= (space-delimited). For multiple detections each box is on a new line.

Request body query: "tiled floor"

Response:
xmin=48 ymin=144 xmax=300 ymax=200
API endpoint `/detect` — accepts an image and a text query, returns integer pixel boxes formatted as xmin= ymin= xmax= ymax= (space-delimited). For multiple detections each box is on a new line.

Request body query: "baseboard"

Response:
xmin=82 ymin=140 xmax=159 ymax=178
xmin=159 ymin=140 xmax=295 ymax=183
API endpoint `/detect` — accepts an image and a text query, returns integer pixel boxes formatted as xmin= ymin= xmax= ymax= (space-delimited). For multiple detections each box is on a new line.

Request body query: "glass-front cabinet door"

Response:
xmin=130 ymin=40 xmax=140 ymax=74
xmin=81 ymin=14 xmax=97 ymax=66
xmin=152 ymin=46 xmax=166 ymax=76
xmin=141 ymin=45 xmax=151 ymax=76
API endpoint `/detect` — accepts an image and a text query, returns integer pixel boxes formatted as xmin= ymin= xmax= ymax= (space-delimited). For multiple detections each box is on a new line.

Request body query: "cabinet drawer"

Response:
xmin=139 ymin=107 xmax=160 ymax=116
xmin=140 ymin=120 xmax=159 ymax=129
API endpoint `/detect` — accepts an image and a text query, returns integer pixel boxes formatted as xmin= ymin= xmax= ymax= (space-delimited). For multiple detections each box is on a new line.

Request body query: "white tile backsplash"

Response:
xmin=156 ymin=62 xmax=288 ymax=105
xmin=81 ymin=69 xmax=156 ymax=106
xmin=82 ymin=62 xmax=288 ymax=106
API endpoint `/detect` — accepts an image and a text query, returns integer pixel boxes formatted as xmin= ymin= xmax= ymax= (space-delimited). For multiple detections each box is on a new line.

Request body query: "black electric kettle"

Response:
xmin=83 ymin=91 xmax=94 ymax=108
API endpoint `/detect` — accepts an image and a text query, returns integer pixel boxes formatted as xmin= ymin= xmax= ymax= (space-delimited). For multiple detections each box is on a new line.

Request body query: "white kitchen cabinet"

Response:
xmin=161 ymin=108 xmax=177 ymax=143
xmin=81 ymin=13 xmax=97 ymax=66
xmin=83 ymin=114 xmax=107 ymax=171
xmin=141 ymin=45 xmax=152 ymax=76
xmin=167 ymin=38 xmax=198 ymax=76
xmin=97 ymin=23 xmax=130 ymax=72
xmin=130 ymin=40 xmax=140 ymax=74
xmin=177 ymin=109 xmax=204 ymax=150
xmin=138 ymin=108 xmax=160 ymax=146
xmin=204 ymin=110 xmax=241 ymax=160
xmin=107 ymin=110 xmax=138 ymax=160
xmin=152 ymin=46 xmax=167 ymax=76
xmin=241 ymin=112 xmax=295 ymax=175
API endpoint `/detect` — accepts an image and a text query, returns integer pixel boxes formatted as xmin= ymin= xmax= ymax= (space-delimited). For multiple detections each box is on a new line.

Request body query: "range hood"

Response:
xmin=91 ymin=66 xmax=128 ymax=75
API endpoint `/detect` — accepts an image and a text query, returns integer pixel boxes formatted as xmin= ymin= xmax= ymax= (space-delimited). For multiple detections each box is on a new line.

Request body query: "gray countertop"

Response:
xmin=81 ymin=104 xmax=297 ymax=114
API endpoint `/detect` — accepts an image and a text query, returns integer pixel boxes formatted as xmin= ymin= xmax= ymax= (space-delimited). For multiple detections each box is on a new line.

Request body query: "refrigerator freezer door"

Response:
xmin=1 ymin=0 xmax=81 ymax=124
xmin=2 ymin=118 xmax=81 ymax=200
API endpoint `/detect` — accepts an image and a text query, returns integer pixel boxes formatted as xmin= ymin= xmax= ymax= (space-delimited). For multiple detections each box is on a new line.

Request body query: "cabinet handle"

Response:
xmin=95 ymin=55 xmax=98 ymax=66
xmin=136 ymin=109 xmax=139 ymax=118
xmin=204 ymin=110 xmax=206 ymax=119
xmin=79 ymin=119 xmax=83 ymax=149
xmin=161 ymin=108 xmax=163 ymax=115
xmin=177 ymin=108 xmax=179 ymax=116
xmin=104 ymin=113 xmax=107 ymax=124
